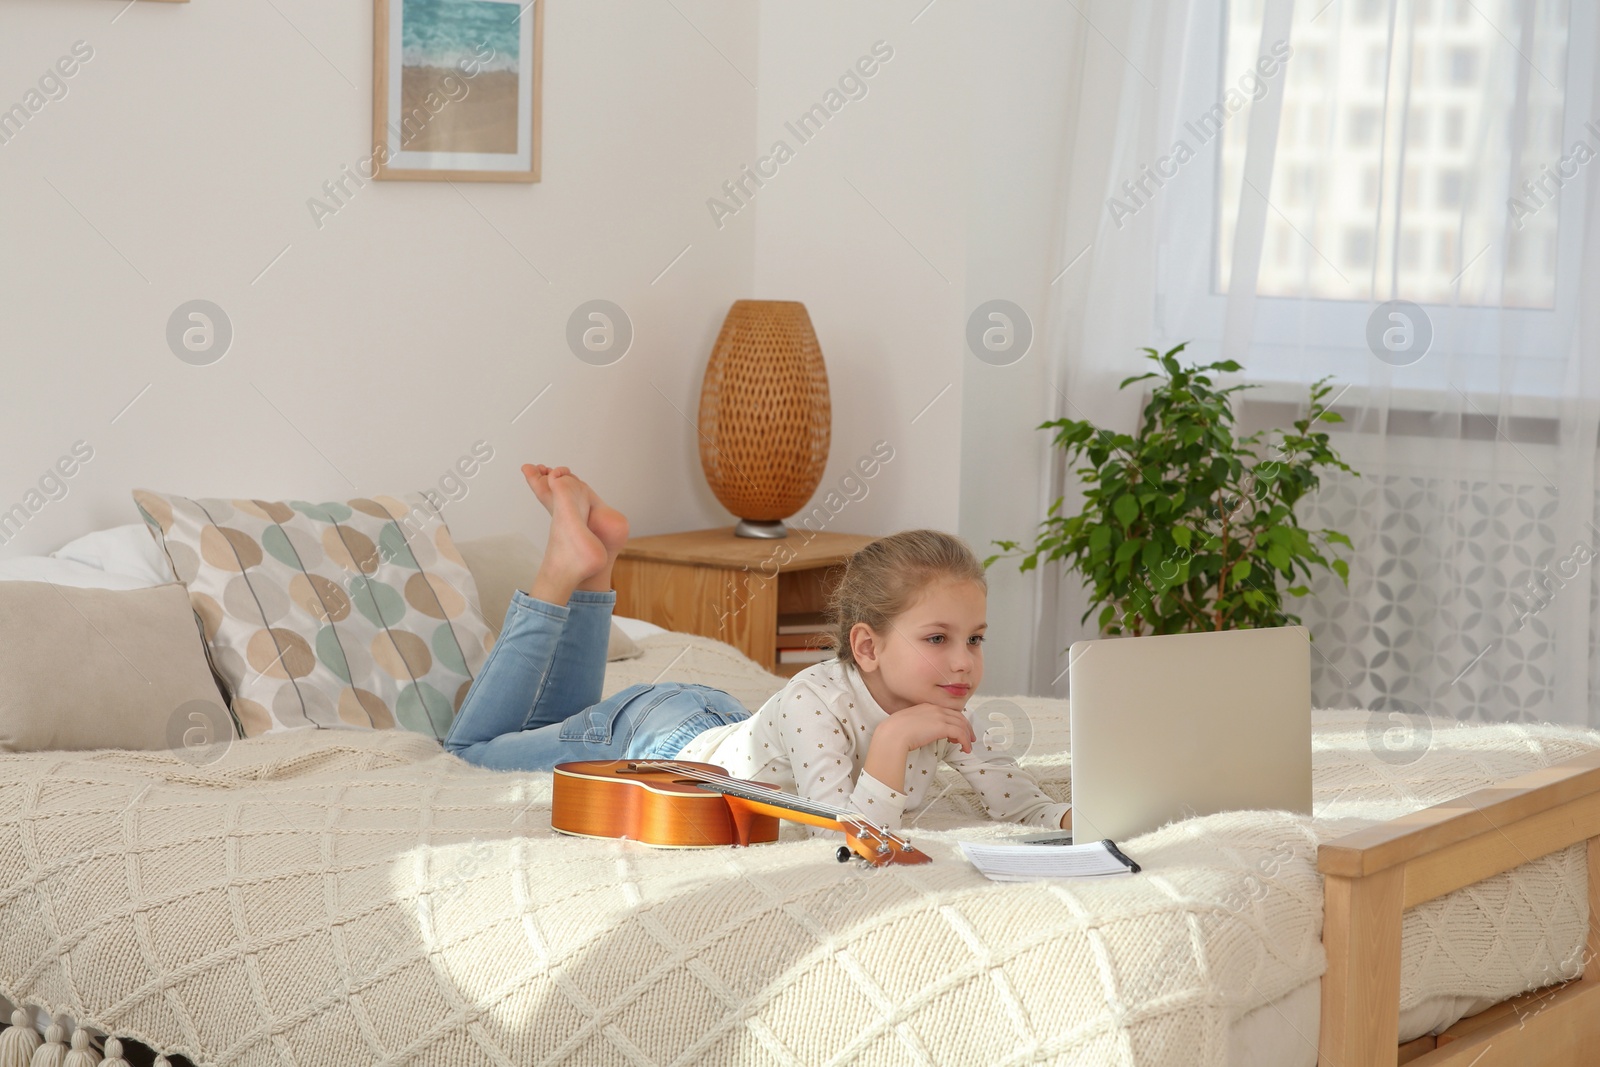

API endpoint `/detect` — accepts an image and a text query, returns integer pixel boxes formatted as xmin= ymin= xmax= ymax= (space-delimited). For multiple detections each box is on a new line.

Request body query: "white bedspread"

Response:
xmin=0 ymin=632 xmax=1594 ymax=1066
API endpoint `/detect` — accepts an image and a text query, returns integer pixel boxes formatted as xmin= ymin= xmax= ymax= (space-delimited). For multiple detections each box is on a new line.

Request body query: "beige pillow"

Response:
xmin=456 ymin=532 xmax=643 ymax=661
xmin=0 ymin=582 xmax=233 ymax=753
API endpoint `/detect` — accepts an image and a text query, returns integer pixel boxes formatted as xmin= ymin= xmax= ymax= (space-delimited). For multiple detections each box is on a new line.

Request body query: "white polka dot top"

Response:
xmin=674 ymin=657 xmax=1069 ymax=833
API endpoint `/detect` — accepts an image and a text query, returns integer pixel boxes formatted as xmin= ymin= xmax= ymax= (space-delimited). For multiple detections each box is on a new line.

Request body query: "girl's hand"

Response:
xmin=863 ymin=704 xmax=978 ymax=794
xmin=881 ymin=703 xmax=977 ymax=754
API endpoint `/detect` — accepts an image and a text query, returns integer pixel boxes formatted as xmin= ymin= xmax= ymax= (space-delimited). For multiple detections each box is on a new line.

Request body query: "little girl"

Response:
xmin=444 ymin=464 xmax=1072 ymax=833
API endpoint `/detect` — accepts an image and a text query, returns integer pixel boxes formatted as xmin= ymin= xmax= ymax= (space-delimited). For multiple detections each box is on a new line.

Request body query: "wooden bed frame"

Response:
xmin=1317 ymin=747 xmax=1600 ymax=1066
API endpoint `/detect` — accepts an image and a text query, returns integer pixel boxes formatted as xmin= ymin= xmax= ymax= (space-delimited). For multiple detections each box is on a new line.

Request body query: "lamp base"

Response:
xmin=734 ymin=519 xmax=789 ymax=539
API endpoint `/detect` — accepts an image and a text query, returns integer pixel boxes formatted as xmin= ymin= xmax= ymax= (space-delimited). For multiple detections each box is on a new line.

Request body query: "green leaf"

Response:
xmin=1230 ymin=560 xmax=1251 ymax=583
xmin=1332 ymin=559 xmax=1350 ymax=582
xmin=1172 ymin=526 xmax=1192 ymax=549
xmin=1113 ymin=494 xmax=1139 ymax=527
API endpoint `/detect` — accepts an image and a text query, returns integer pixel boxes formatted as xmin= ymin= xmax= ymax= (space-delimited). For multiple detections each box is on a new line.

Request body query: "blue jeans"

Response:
xmin=443 ymin=588 xmax=751 ymax=771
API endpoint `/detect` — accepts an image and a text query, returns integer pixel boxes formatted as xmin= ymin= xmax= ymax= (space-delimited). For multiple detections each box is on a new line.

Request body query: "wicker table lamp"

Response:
xmin=697 ymin=300 xmax=831 ymax=538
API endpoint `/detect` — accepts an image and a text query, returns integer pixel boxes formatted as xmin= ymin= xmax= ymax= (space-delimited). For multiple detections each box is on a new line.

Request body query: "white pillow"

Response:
xmin=23 ymin=528 xmax=672 ymax=640
xmin=50 ymin=523 xmax=174 ymax=585
xmin=612 ymin=614 xmax=668 ymax=641
xmin=0 ymin=556 xmax=154 ymax=589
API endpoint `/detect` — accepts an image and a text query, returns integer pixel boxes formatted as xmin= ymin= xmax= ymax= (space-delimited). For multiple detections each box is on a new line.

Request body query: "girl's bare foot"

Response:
xmin=527 ymin=473 xmax=609 ymax=607
xmin=521 ymin=464 xmax=629 ymax=592
xmin=520 ymin=463 xmax=566 ymax=512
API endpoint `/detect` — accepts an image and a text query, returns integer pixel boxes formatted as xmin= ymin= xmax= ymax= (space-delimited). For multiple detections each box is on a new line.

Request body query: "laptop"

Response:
xmin=1067 ymin=626 xmax=1312 ymax=843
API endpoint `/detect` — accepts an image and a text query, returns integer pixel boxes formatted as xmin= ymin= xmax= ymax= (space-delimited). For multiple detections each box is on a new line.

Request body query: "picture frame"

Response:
xmin=372 ymin=0 xmax=542 ymax=183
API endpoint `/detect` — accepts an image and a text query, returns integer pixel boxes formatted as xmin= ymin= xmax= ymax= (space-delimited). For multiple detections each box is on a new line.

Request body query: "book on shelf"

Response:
xmin=776 ymin=632 xmax=831 ymax=651
xmin=776 ymin=612 xmax=828 ymax=634
xmin=776 ymin=647 xmax=833 ymax=665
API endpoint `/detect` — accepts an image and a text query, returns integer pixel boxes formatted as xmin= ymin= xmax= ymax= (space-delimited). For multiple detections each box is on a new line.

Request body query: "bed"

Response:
xmin=1 ymin=624 xmax=1597 ymax=1067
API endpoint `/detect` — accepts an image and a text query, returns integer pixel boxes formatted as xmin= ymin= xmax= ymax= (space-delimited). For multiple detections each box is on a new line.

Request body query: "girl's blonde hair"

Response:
xmin=822 ymin=529 xmax=986 ymax=669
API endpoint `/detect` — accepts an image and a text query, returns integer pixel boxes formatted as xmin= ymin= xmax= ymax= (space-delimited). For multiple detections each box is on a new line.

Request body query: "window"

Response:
xmin=1293 ymin=165 xmax=1317 ymax=206
xmin=1367 ymin=46 xmax=1389 ymax=87
xmin=1400 ymin=230 xmax=1423 ymax=270
xmin=1304 ymin=104 xmax=1326 ymax=143
xmin=1161 ymin=0 xmax=1586 ymax=394
xmin=1407 ymin=106 xmax=1430 ymax=146
xmin=1348 ymin=106 xmax=1383 ymax=147
xmin=1344 ymin=228 xmax=1373 ymax=270
xmin=1300 ymin=45 xmax=1328 ymax=79
xmin=1437 ymin=169 xmax=1464 ymax=208
xmin=1212 ymin=0 xmax=1569 ymax=308
xmin=1505 ymin=228 xmax=1527 ymax=271
xmin=1402 ymin=171 xmax=1422 ymax=211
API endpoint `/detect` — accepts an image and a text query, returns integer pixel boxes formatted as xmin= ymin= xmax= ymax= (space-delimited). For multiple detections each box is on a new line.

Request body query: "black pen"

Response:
xmin=1100 ymin=839 xmax=1141 ymax=874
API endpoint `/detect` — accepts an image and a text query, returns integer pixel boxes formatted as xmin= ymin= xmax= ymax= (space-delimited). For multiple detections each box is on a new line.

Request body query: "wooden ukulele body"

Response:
xmin=550 ymin=759 xmax=931 ymax=866
xmin=551 ymin=759 xmax=781 ymax=848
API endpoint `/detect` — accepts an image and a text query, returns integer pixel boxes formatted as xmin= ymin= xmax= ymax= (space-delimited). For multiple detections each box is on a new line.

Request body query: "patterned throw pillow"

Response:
xmin=132 ymin=490 xmax=492 ymax=742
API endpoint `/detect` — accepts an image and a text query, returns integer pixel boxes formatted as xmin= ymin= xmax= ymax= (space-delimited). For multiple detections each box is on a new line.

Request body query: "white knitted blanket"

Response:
xmin=0 ymin=632 xmax=1595 ymax=1067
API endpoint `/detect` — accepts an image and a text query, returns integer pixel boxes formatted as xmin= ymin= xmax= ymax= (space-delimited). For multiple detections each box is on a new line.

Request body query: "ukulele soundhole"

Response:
xmin=616 ymin=762 xmax=701 ymax=789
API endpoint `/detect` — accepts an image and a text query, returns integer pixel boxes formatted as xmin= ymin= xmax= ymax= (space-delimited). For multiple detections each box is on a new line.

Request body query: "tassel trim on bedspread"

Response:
xmin=0 ymin=1011 xmax=40 ymax=1067
xmin=26 ymin=1023 xmax=66 ymax=1067
xmin=59 ymin=1029 xmax=100 ymax=1067
xmin=1 ymin=1010 xmax=169 ymax=1067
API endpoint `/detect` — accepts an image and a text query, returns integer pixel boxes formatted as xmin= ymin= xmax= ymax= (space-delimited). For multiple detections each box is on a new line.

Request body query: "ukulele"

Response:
xmin=550 ymin=759 xmax=931 ymax=866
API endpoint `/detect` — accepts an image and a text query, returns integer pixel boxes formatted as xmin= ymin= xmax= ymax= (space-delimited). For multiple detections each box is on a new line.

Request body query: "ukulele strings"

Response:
xmin=651 ymin=761 xmax=914 ymax=852
xmin=670 ymin=764 xmax=910 ymax=851
xmin=651 ymin=762 xmax=864 ymax=824
xmin=658 ymin=763 xmax=861 ymax=825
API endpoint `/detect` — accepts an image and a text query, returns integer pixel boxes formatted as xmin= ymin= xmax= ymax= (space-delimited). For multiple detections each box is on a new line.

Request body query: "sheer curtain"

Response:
xmin=1030 ymin=0 xmax=1600 ymax=730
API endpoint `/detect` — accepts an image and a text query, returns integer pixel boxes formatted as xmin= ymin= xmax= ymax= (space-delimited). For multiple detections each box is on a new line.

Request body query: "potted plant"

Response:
xmin=988 ymin=343 xmax=1356 ymax=636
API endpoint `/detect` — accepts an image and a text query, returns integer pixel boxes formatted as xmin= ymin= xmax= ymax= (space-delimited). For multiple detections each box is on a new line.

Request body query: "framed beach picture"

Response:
xmin=372 ymin=0 xmax=541 ymax=182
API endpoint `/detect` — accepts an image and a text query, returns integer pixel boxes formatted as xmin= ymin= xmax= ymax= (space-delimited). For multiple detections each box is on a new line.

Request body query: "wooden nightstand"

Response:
xmin=613 ymin=527 xmax=876 ymax=676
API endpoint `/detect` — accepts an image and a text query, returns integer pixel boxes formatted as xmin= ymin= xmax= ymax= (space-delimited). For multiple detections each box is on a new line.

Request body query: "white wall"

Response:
xmin=752 ymin=2 xmax=1079 ymax=693
xmin=1 ymin=0 xmax=1079 ymax=693
xmin=0 ymin=0 xmax=759 ymax=555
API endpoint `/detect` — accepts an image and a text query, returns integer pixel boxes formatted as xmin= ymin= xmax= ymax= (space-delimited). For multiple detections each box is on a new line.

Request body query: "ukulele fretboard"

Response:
xmin=692 ymin=778 xmax=845 ymax=821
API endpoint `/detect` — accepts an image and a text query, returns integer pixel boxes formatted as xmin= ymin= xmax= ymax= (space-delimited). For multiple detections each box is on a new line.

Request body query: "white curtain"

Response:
xmin=1029 ymin=0 xmax=1600 ymax=730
